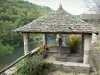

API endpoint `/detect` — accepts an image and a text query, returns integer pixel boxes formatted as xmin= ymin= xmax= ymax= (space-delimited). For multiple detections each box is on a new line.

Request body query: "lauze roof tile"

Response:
xmin=14 ymin=4 xmax=98 ymax=34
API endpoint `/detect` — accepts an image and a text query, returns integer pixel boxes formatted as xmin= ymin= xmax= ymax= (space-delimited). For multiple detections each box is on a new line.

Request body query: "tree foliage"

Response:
xmin=0 ymin=0 xmax=52 ymax=56
xmin=0 ymin=45 xmax=14 ymax=56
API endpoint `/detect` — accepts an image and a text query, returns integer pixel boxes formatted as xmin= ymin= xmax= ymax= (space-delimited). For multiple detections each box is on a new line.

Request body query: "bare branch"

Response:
xmin=84 ymin=0 xmax=100 ymax=13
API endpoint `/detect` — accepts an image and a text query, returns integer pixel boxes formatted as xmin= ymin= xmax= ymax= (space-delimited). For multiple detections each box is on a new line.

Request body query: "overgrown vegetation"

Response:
xmin=14 ymin=55 xmax=50 ymax=75
xmin=0 ymin=45 xmax=14 ymax=56
xmin=37 ymin=44 xmax=54 ymax=58
xmin=66 ymin=35 xmax=81 ymax=53
xmin=0 ymin=0 xmax=52 ymax=56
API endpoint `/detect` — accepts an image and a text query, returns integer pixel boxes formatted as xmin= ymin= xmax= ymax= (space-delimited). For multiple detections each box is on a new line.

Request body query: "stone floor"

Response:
xmin=45 ymin=53 xmax=89 ymax=69
xmin=46 ymin=53 xmax=83 ymax=63
xmin=48 ymin=46 xmax=83 ymax=63
xmin=45 ymin=47 xmax=89 ymax=75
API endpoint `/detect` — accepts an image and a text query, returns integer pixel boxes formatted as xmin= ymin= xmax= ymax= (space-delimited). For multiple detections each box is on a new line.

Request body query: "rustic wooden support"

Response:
xmin=43 ymin=33 xmax=48 ymax=49
xmin=56 ymin=34 xmax=63 ymax=53
xmin=23 ymin=33 xmax=29 ymax=55
xmin=56 ymin=34 xmax=62 ymax=46
xmin=80 ymin=35 xmax=84 ymax=55
xmin=83 ymin=34 xmax=91 ymax=64
xmin=82 ymin=35 xmax=84 ymax=54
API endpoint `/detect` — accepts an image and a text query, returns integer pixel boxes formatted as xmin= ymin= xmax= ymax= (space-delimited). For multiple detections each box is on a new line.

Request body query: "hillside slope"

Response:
xmin=0 ymin=0 xmax=52 ymax=56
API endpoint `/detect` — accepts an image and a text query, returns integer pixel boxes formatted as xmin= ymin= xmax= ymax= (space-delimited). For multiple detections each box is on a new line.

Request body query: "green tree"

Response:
xmin=0 ymin=0 xmax=52 ymax=56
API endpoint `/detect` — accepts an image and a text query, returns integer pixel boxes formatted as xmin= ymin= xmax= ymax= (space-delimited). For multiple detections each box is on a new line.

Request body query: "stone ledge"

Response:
xmin=47 ymin=60 xmax=90 ymax=67
xmin=47 ymin=61 xmax=90 ymax=74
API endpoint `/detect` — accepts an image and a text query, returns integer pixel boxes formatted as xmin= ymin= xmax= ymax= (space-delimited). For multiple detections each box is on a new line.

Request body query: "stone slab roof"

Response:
xmin=14 ymin=4 xmax=98 ymax=34
xmin=80 ymin=14 xmax=100 ymax=20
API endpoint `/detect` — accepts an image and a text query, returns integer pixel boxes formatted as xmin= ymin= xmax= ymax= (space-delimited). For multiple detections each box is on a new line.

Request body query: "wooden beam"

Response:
xmin=81 ymin=35 xmax=84 ymax=55
xmin=43 ymin=33 xmax=47 ymax=49
xmin=22 ymin=32 xmax=93 ymax=35
xmin=56 ymin=34 xmax=62 ymax=53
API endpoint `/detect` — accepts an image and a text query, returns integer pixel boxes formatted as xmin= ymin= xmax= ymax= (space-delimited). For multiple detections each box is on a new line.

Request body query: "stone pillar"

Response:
xmin=23 ymin=33 xmax=29 ymax=55
xmin=43 ymin=33 xmax=47 ymax=49
xmin=92 ymin=33 xmax=97 ymax=43
xmin=83 ymin=34 xmax=91 ymax=64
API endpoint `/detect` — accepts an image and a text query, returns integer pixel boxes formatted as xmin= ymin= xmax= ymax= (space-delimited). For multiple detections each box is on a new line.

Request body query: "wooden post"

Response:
xmin=56 ymin=34 xmax=62 ymax=53
xmin=23 ymin=33 xmax=29 ymax=55
xmin=56 ymin=34 xmax=62 ymax=46
xmin=43 ymin=33 xmax=47 ymax=49
xmin=80 ymin=35 xmax=84 ymax=55
xmin=83 ymin=34 xmax=91 ymax=64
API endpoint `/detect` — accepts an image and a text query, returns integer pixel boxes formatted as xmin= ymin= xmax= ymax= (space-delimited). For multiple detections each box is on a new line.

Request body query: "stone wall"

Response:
xmin=90 ymin=43 xmax=100 ymax=75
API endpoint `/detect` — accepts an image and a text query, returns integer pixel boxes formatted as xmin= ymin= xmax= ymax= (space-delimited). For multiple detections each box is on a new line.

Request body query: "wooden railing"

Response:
xmin=0 ymin=47 xmax=40 ymax=74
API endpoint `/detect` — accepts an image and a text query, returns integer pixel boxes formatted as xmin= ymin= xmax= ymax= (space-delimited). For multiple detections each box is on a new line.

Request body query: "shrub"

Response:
xmin=37 ymin=44 xmax=54 ymax=58
xmin=66 ymin=35 xmax=81 ymax=53
xmin=14 ymin=55 xmax=50 ymax=75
